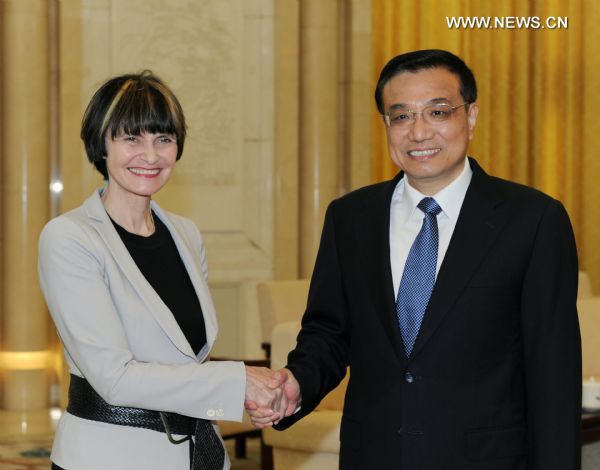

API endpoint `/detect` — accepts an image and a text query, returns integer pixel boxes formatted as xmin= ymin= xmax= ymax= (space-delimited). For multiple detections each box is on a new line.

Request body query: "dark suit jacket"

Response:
xmin=276 ymin=158 xmax=581 ymax=470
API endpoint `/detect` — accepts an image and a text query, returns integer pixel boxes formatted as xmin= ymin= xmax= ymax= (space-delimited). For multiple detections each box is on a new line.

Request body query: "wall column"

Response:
xmin=298 ymin=0 xmax=342 ymax=277
xmin=0 ymin=0 xmax=53 ymax=436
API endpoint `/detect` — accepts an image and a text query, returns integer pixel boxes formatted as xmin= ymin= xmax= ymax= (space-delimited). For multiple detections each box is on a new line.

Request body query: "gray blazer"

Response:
xmin=38 ymin=190 xmax=244 ymax=470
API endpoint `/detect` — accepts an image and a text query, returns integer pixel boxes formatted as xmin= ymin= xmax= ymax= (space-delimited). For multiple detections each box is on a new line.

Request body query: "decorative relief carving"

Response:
xmin=78 ymin=0 xmax=276 ymax=357
xmin=110 ymin=0 xmax=243 ymax=187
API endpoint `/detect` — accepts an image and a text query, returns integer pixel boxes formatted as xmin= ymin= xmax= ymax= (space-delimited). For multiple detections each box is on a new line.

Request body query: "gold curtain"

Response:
xmin=372 ymin=0 xmax=600 ymax=291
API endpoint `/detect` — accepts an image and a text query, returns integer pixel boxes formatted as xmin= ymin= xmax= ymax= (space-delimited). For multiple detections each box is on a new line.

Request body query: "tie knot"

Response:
xmin=417 ymin=197 xmax=442 ymax=216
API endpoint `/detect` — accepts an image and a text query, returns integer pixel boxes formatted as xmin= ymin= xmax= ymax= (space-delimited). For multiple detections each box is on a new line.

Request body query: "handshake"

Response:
xmin=244 ymin=366 xmax=301 ymax=428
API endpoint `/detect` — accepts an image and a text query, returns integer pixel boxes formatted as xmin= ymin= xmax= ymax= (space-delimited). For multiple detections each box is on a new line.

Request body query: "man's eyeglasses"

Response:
xmin=383 ymin=102 xmax=470 ymax=128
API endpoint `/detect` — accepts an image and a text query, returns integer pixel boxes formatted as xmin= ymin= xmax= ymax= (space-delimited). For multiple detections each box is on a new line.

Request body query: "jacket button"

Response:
xmin=404 ymin=372 xmax=414 ymax=383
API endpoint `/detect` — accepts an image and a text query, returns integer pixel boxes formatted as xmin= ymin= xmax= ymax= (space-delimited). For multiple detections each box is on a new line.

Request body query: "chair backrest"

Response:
xmin=257 ymin=279 xmax=310 ymax=343
xmin=271 ymin=321 xmax=301 ymax=371
xmin=271 ymin=321 xmax=348 ymax=412
xmin=579 ymin=297 xmax=600 ymax=377
xmin=579 ymin=271 xmax=594 ymax=300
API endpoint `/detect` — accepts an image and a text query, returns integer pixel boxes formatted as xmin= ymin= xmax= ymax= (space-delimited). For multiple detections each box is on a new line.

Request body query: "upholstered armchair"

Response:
xmin=263 ymin=321 xmax=348 ymax=470
xmin=579 ymin=297 xmax=600 ymax=469
xmin=579 ymin=297 xmax=600 ymax=377
xmin=257 ymin=280 xmax=310 ymax=358
xmin=218 ymin=279 xmax=311 ymax=469
xmin=580 ymin=271 xmax=595 ymax=300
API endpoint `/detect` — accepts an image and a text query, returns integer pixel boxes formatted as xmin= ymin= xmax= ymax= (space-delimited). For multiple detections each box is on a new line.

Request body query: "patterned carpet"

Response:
xmin=0 ymin=436 xmax=52 ymax=470
xmin=0 ymin=435 xmax=261 ymax=470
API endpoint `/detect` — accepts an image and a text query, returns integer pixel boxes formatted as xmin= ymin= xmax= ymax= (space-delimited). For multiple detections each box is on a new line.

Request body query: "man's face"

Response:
xmin=381 ymin=67 xmax=478 ymax=195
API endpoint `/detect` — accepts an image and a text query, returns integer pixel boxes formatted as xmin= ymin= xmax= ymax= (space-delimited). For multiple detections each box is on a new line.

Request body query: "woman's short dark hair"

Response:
xmin=374 ymin=49 xmax=477 ymax=114
xmin=81 ymin=70 xmax=187 ymax=179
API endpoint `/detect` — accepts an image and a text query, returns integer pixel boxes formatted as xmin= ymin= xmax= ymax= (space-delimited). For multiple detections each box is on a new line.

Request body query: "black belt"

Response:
xmin=67 ymin=374 xmax=196 ymax=437
xmin=67 ymin=374 xmax=225 ymax=469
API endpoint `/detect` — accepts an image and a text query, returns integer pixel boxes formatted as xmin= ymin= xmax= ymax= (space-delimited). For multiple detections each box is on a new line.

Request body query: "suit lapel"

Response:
xmin=410 ymin=159 xmax=508 ymax=359
xmin=354 ymin=174 xmax=408 ymax=364
xmin=82 ymin=191 xmax=197 ymax=359
xmin=151 ymin=204 xmax=219 ymax=358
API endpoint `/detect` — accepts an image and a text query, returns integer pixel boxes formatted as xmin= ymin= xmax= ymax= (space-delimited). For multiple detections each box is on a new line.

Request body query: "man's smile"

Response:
xmin=407 ymin=148 xmax=441 ymax=158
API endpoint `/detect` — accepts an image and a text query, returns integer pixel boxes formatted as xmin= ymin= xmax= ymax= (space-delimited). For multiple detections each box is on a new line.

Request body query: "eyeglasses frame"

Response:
xmin=382 ymin=102 xmax=472 ymax=128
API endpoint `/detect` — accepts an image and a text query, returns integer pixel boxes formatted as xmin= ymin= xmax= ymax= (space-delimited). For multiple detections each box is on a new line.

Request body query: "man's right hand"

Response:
xmin=244 ymin=366 xmax=287 ymax=425
xmin=244 ymin=368 xmax=301 ymax=429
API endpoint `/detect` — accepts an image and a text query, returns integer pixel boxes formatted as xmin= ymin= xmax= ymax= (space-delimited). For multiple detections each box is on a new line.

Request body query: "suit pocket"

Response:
xmin=340 ymin=416 xmax=361 ymax=450
xmin=465 ymin=425 xmax=528 ymax=461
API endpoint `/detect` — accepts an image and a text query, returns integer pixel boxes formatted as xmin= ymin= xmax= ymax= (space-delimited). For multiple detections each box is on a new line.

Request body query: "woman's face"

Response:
xmin=104 ymin=131 xmax=178 ymax=201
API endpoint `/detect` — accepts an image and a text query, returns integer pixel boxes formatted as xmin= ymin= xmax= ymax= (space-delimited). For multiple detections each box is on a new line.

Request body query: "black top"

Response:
xmin=110 ymin=211 xmax=207 ymax=355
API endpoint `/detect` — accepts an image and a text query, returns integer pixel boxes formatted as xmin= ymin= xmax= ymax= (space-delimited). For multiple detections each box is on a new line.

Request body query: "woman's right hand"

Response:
xmin=243 ymin=366 xmax=287 ymax=427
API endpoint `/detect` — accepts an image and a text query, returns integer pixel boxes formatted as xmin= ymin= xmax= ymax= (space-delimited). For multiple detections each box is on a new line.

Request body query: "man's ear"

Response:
xmin=467 ymin=102 xmax=479 ymax=140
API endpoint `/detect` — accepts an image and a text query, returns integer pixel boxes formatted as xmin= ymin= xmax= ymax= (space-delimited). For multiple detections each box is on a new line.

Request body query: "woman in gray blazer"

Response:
xmin=38 ymin=71 xmax=284 ymax=470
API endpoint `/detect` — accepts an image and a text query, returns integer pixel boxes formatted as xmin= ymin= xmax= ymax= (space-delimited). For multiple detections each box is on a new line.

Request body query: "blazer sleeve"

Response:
xmin=276 ymin=201 xmax=351 ymax=429
xmin=38 ymin=216 xmax=246 ymax=422
xmin=520 ymin=199 xmax=581 ymax=469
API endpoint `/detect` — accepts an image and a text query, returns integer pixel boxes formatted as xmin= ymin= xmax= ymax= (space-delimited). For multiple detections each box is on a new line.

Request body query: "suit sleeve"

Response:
xmin=520 ymin=199 xmax=581 ymax=469
xmin=276 ymin=201 xmax=351 ymax=429
xmin=38 ymin=217 xmax=246 ymax=421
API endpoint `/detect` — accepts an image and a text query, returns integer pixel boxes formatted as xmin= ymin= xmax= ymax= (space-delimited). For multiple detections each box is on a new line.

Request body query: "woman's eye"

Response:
xmin=158 ymin=136 xmax=175 ymax=144
xmin=124 ymin=135 xmax=137 ymax=142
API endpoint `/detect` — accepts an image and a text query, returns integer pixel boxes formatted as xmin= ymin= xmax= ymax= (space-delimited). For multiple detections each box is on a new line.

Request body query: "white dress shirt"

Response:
xmin=390 ymin=158 xmax=473 ymax=297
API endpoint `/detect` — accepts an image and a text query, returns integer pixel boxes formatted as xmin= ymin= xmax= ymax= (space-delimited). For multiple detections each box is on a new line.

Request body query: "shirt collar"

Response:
xmin=395 ymin=157 xmax=473 ymax=222
xmin=429 ymin=158 xmax=473 ymax=221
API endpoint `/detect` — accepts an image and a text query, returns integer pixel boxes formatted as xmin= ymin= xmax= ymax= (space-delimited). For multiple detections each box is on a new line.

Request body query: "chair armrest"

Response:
xmin=263 ymin=409 xmax=341 ymax=454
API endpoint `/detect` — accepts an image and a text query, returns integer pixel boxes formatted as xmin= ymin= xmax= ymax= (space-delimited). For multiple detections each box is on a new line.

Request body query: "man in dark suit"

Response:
xmin=248 ymin=49 xmax=582 ymax=469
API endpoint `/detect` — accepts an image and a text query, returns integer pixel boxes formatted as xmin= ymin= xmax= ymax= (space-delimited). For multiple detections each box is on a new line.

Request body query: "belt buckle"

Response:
xmin=159 ymin=412 xmax=192 ymax=444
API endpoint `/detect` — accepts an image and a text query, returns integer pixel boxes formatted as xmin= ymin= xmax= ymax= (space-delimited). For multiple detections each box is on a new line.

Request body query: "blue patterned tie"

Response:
xmin=396 ymin=197 xmax=442 ymax=357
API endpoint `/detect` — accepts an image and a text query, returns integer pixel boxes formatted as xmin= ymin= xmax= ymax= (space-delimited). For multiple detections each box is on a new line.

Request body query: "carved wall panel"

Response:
xmin=69 ymin=0 xmax=276 ymax=357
